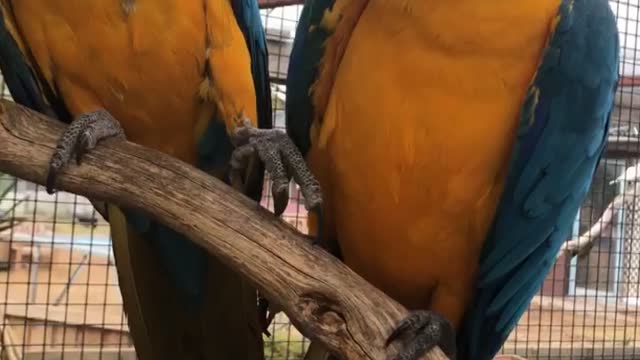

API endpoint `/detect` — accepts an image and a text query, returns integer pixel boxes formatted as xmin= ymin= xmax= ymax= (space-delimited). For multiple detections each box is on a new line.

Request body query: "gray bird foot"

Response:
xmin=230 ymin=119 xmax=322 ymax=216
xmin=386 ymin=311 xmax=457 ymax=360
xmin=47 ymin=109 xmax=126 ymax=194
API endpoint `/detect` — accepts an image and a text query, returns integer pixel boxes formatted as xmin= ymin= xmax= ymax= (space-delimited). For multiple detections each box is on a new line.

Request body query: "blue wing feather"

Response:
xmin=458 ymin=1 xmax=619 ymax=359
xmin=123 ymin=0 xmax=274 ymax=308
xmin=286 ymin=2 xmax=618 ymax=360
xmin=231 ymin=0 xmax=273 ymax=134
xmin=197 ymin=0 xmax=272 ymax=198
xmin=286 ymin=0 xmax=335 ymax=156
xmin=228 ymin=0 xmax=273 ymax=201
xmin=0 ymin=16 xmax=43 ymax=111
xmin=0 ymin=6 xmax=70 ymax=122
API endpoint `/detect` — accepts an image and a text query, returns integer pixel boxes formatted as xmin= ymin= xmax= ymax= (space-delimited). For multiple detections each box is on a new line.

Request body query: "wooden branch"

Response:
xmin=557 ymin=194 xmax=626 ymax=261
xmin=0 ymin=100 xmax=448 ymax=360
xmin=258 ymin=0 xmax=305 ymax=9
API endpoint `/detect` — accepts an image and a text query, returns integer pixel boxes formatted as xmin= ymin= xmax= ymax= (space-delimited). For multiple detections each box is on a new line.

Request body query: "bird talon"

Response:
xmin=45 ymin=166 xmax=59 ymax=195
xmin=258 ymin=296 xmax=271 ymax=337
xmin=230 ymin=120 xmax=323 ymax=217
xmin=271 ymin=184 xmax=290 ymax=217
xmin=75 ymin=131 xmax=94 ymax=165
xmin=46 ymin=109 xmax=125 ymax=193
xmin=386 ymin=311 xmax=457 ymax=360
xmin=258 ymin=294 xmax=279 ymax=337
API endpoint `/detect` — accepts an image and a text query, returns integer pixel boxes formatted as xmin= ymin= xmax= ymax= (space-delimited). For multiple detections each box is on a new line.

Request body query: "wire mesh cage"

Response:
xmin=0 ymin=1 xmax=638 ymax=360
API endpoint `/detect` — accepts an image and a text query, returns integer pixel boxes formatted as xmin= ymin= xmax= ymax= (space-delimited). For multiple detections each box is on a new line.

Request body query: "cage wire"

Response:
xmin=0 ymin=1 xmax=638 ymax=360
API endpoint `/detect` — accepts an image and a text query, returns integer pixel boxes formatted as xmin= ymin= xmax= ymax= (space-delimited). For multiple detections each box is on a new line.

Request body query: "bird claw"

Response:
xmin=46 ymin=109 xmax=125 ymax=194
xmin=386 ymin=310 xmax=457 ymax=360
xmin=230 ymin=119 xmax=322 ymax=216
xmin=258 ymin=294 xmax=278 ymax=337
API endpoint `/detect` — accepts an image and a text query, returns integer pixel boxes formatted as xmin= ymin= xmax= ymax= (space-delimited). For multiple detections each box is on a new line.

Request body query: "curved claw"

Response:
xmin=258 ymin=294 xmax=280 ymax=337
xmin=258 ymin=295 xmax=272 ymax=337
xmin=386 ymin=310 xmax=457 ymax=360
xmin=272 ymin=181 xmax=290 ymax=217
xmin=46 ymin=165 xmax=60 ymax=195
xmin=230 ymin=120 xmax=322 ymax=216
xmin=75 ymin=130 xmax=95 ymax=165
xmin=45 ymin=110 xmax=124 ymax=194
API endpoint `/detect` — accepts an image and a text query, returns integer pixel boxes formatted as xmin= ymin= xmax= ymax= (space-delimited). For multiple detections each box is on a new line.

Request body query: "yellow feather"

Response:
xmin=310 ymin=0 xmax=368 ymax=148
xmin=4 ymin=1 xmax=264 ymax=359
xmin=6 ymin=0 xmax=257 ymax=162
xmin=309 ymin=0 xmax=562 ymax=326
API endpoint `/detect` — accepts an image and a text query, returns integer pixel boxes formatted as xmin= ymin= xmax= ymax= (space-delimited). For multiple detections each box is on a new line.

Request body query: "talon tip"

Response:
xmin=272 ymin=190 xmax=289 ymax=217
xmin=273 ymin=203 xmax=286 ymax=217
xmin=385 ymin=336 xmax=396 ymax=348
xmin=45 ymin=171 xmax=57 ymax=195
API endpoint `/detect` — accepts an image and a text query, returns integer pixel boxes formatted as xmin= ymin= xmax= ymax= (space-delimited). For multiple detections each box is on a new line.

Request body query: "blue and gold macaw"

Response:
xmin=278 ymin=0 xmax=620 ymax=359
xmin=0 ymin=1 xmax=317 ymax=359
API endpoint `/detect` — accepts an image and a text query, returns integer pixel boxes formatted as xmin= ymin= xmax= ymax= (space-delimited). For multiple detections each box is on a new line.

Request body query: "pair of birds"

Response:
xmin=0 ymin=0 xmax=620 ymax=360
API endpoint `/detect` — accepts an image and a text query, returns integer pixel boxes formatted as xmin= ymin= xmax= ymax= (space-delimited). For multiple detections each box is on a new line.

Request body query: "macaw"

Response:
xmin=279 ymin=0 xmax=620 ymax=359
xmin=0 ymin=1 xmax=315 ymax=359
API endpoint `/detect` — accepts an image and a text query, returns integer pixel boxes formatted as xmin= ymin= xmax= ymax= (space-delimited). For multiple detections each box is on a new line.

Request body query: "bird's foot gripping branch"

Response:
xmin=46 ymin=108 xmax=126 ymax=194
xmin=0 ymin=100 xmax=448 ymax=360
xmin=230 ymin=118 xmax=322 ymax=216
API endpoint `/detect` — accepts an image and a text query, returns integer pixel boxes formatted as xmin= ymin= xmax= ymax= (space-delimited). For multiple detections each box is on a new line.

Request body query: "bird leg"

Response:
xmin=231 ymin=119 xmax=323 ymax=336
xmin=230 ymin=119 xmax=322 ymax=217
xmin=386 ymin=310 xmax=457 ymax=360
xmin=47 ymin=109 xmax=126 ymax=194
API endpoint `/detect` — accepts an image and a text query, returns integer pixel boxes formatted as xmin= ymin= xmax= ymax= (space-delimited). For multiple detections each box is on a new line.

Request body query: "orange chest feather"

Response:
xmin=4 ymin=0 xmax=256 ymax=163
xmin=314 ymin=0 xmax=560 ymax=216
xmin=307 ymin=0 xmax=561 ymax=307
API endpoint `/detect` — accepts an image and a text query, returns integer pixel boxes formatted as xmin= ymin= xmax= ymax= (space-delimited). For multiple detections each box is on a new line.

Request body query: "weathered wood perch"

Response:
xmin=0 ymin=99 xmax=448 ymax=360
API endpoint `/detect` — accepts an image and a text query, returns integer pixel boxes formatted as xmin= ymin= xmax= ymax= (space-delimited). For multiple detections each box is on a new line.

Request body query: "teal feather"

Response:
xmin=458 ymin=1 xmax=619 ymax=359
xmin=285 ymin=0 xmax=335 ymax=254
xmin=124 ymin=0 xmax=273 ymax=310
xmin=0 ymin=6 xmax=70 ymax=121
xmin=285 ymin=1 xmax=618 ymax=359
xmin=286 ymin=0 xmax=336 ymax=156
xmin=0 ymin=11 xmax=45 ymax=114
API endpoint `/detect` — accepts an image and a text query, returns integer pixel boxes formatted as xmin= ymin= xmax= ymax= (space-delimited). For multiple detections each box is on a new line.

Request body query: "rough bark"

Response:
xmin=0 ymin=100 xmax=448 ymax=360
